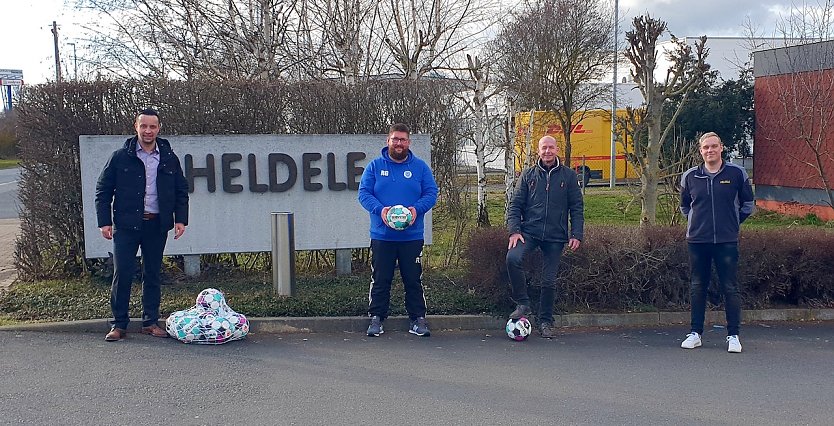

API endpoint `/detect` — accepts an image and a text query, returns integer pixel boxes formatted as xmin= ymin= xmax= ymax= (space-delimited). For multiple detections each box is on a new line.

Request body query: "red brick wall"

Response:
xmin=754 ymin=69 xmax=834 ymax=189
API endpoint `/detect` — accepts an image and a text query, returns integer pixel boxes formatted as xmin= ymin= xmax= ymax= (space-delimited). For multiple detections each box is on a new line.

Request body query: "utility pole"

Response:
xmin=68 ymin=42 xmax=78 ymax=80
xmin=51 ymin=21 xmax=62 ymax=83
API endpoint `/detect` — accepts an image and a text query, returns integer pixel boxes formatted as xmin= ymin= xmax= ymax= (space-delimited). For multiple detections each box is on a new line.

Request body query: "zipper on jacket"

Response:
xmin=542 ymin=167 xmax=554 ymax=240
xmin=706 ymin=172 xmax=717 ymax=243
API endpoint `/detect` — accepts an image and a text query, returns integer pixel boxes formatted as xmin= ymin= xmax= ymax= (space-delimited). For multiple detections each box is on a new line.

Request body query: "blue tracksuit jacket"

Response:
xmin=358 ymin=147 xmax=438 ymax=241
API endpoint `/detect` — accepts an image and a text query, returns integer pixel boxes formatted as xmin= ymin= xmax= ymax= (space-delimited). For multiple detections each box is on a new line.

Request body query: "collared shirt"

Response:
xmin=136 ymin=143 xmax=160 ymax=214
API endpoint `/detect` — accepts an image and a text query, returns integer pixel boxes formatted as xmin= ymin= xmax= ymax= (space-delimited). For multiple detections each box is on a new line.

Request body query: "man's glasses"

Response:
xmin=389 ymin=137 xmax=409 ymax=143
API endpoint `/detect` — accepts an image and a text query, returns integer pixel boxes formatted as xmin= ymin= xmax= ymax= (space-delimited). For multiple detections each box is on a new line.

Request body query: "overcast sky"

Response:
xmin=620 ymin=0 xmax=793 ymax=37
xmin=0 ymin=0 xmax=815 ymax=86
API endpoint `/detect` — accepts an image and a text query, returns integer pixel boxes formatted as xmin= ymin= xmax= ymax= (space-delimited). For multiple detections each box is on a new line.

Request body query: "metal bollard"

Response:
xmin=335 ymin=248 xmax=352 ymax=276
xmin=271 ymin=212 xmax=296 ymax=296
xmin=183 ymin=255 xmax=201 ymax=276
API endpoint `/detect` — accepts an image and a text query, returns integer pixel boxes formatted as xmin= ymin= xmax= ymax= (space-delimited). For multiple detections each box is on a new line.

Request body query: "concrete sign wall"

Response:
xmin=80 ymin=134 xmax=432 ymax=258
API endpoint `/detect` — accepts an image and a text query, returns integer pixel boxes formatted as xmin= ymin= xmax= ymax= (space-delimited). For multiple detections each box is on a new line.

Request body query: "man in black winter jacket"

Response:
xmin=679 ymin=132 xmax=754 ymax=353
xmin=506 ymin=136 xmax=584 ymax=338
xmin=95 ymin=108 xmax=189 ymax=342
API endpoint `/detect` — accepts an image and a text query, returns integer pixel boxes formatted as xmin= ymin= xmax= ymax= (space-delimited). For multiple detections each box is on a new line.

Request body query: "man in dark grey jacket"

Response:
xmin=506 ymin=136 xmax=584 ymax=338
xmin=679 ymin=132 xmax=754 ymax=353
xmin=96 ymin=108 xmax=189 ymax=342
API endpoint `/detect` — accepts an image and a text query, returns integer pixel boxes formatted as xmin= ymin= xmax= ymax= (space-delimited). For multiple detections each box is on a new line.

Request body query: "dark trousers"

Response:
xmin=110 ymin=218 xmax=168 ymax=329
xmin=688 ymin=242 xmax=742 ymax=336
xmin=368 ymin=239 xmax=426 ymax=321
xmin=506 ymin=236 xmax=565 ymax=324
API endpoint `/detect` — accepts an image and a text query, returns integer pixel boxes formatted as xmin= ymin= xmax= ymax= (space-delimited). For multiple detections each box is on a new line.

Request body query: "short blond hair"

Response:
xmin=698 ymin=132 xmax=722 ymax=146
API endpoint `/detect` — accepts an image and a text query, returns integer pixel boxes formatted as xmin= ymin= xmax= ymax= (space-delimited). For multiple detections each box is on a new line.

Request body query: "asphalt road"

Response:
xmin=1 ymin=322 xmax=832 ymax=425
xmin=0 ymin=167 xmax=19 ymax=219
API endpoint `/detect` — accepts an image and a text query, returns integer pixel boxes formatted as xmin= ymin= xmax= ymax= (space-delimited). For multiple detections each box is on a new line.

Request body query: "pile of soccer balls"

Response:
xmin=165 ymin=288 xmax=249 ymax=344
xmin=505 ymin=317 xmax=532 ymax=341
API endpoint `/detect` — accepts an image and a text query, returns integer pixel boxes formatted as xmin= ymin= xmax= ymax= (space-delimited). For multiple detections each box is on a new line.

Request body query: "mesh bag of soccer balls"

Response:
xmin=165 ymin=288 xmax=250 ymax=344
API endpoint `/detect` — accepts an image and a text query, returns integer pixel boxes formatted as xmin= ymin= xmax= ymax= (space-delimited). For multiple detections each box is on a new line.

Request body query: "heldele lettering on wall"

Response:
xmin=185 ymin=151 xmax=367 ymax=193
xmin=79 ymin=134 xmax=432 ymax=257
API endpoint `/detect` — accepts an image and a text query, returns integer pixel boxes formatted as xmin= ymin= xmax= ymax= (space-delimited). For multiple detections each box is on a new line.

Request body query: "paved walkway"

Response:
xmin=0 ymin=218 xmax=18 ymax=290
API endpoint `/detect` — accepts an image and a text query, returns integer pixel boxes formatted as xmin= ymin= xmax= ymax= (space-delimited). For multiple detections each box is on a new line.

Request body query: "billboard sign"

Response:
xmin=0 ymin=69 xmax=23 ymax=80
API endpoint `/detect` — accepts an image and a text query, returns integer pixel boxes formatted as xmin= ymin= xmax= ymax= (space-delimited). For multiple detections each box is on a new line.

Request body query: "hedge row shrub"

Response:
xmin=465 ymin=225 xmax=834 ymax=313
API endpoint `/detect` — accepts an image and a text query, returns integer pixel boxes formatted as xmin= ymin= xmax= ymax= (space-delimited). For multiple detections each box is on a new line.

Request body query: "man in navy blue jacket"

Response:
xmin=506 ymin=135 xmax=584 ymax=339
xmin=679 ymin=132 xmax=754 ymax=353
xmin=358 ymin=123 xmax=438 ymax=337
xmin=96 ymin=108 xmax=189 ymax=342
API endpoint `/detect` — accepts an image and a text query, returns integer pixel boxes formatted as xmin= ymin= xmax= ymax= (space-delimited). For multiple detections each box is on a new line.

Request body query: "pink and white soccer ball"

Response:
xmin=506 ymin=317 xmax=532 ymax=341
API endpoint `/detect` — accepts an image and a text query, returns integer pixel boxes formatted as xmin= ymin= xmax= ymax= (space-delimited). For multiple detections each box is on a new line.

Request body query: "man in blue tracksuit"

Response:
xmin=358 ymin=123 xmax=438 ymax=337
xmin=679 ymin=132 xmax=755 ymax=353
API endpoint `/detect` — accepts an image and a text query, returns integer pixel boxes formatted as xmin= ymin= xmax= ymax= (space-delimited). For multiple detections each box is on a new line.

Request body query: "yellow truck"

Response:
xmin=515 ymin=110 xmax=637 ymax=183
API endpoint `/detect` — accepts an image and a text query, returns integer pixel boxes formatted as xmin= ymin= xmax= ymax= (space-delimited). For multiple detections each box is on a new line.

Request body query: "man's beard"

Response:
xmin=390 ymin=147 xmax=408 ymax=161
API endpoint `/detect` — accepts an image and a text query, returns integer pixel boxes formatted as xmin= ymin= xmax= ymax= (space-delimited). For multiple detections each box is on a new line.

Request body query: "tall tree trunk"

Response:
xmin=474 ymin=95 xmax=489 ymax=227
xmin=468 ymin=55 xmax=490 ymax=227
xmin=504 ymin=107 xmax=516 ymax=218
xmin=563 ymin=129 xmax=572 ymax=168
xmin=640 ymin=108 xmax=663 ymax=225
xmin=475 ymin=131 xmax=490 ymax=227
xmin=640 ymin=151 xmax=660 ymax=226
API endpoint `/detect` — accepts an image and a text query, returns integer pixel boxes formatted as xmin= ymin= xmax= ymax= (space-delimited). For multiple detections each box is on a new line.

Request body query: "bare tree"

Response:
xmin=294 ymin=0 xmax=392 ymax=83
xmin=76 ymin=0 xmax=299 ymax=81
xmin=459 ymin=54 xmax=501 ymax=226
xmin=75 ymin=0 xmax=500 ymax=82
xmin=378 ymin=0 xmax=500 ymax=80
xmin=490 ymin=0 xmax=615 ymax=167
xmin=774 ymin=0 xmax=834 ymax=41
xmin=623 ymin=14 xmax=709 ymax=226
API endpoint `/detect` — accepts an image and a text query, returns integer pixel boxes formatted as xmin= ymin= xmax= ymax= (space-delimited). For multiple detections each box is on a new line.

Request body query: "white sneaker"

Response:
xmin=727 ymin=335 xmax=742 ymax=353
xmin=681 ymin=332 xmax=702 ymax=349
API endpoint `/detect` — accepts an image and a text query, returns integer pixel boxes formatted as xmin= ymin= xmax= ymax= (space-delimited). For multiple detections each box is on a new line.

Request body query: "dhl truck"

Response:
xmin=515 ymin=110 xmax=638 ymax=184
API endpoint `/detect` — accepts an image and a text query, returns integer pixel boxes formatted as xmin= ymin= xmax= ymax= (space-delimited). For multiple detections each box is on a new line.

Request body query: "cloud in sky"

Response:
xmin=619 ymin=0 xmax=789 ymax=38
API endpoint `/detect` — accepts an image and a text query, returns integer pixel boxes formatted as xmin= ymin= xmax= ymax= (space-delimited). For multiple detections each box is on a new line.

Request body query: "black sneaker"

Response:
xmin=367 ymin=315 xmax=384 ymax=336
xmin=509 ymin=304 xmax=532 ymax=320
xmin=409 ymin=317 xmax=431 ymax=337
xmin=538 ymin=322 xmax=555 ymax=339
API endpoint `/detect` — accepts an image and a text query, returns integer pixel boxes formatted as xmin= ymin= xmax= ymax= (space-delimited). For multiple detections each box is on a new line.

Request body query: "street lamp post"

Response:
xmin=609 ymin=0 xmax=618 ymax=189
xmin=68 ymin=42 xmax=78 ymax=80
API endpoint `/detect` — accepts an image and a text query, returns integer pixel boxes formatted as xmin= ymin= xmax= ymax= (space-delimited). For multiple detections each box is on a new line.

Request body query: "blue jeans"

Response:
xmin=506 ymin=236 xmax=565 ymax=324
xmin=688 ymin=242 xmax=742 ymax=336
